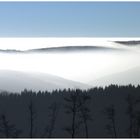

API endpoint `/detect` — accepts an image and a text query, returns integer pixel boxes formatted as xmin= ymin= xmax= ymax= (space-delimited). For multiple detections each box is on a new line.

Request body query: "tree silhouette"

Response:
xmin=0 ymin=85 xmax=140 ymax=138
xmin=132 ymin=98 xmax=140 ymax=138
xmin=134 ymin=111 xmax=140 ymax=137
xmin=28 ymin=99 xmax=36 ymax=138
xmin=126 ymin=94 xmax=137 ymax=138
xmin=64 ymin=90 xmax=81 ymax=138
xmin=0 ymin=114 xmax=22 ymax=138
xmin=104 ymin=105 xmax=117 ymax=138
xmin=43 ymin=102 xmax=60 ymax=138
xmin=78 ymin=93 xmax=92 ymax=138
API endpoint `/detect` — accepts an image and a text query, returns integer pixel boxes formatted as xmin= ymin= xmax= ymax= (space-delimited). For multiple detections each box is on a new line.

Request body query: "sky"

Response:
xmin=0 ymin=2 xmax=140 ymax=37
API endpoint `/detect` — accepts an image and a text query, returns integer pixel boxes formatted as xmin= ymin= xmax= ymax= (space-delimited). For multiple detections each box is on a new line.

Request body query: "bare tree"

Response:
xmin=0 ymin=114 xmax=22 ymax=138
xmin=28 ymin=99 xmax=36 ymax=138
xmin=133 ymin=99 xmax=140 ymax=138
xmin=43 ymin=102 xmax=60 ymax=138
xmin=104 ymin=105 xmax=117 ymax=138
xmin=133 ymin=111 xmax=140 ymax=138
xmin=64 ymin=90 xmax=81 ymax=138
xmin=79 ymin=93 xmax=92 ymax=138
xmin=126 ymin=94 xmax=137 ymax=138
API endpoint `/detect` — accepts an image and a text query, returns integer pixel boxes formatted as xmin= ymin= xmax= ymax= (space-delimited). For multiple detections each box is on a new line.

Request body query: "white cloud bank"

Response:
xmin=0 ymin=37 xmax=139 ymax=50
xmin=0 ymin=38 xmax=140 ymax=84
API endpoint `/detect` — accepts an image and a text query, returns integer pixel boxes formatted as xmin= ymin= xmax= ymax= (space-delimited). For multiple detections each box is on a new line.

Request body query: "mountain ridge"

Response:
xmin=0 ymin=46 xmax=122 ymax=54
xmin=0 ymin=70 xmax=90 ymax=93
xmin=90 ymin=66 xmax=140 ymax=86
xmin=114 ymin=40 xmax=140 ymax=46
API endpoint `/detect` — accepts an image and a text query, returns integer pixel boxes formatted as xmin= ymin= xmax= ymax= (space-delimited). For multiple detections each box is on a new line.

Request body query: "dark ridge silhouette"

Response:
xmin=0 ymin=49 xmax=22 ymax=54
xmin=27 ymin=46 xmax=121 ymax=53
xmin=0 ymin=85 xmax=139 ymax=138
xmin=114 ymin=40 xmax=140 ymax=46
xmin=0 ymin=46 xmax=122 ymax=54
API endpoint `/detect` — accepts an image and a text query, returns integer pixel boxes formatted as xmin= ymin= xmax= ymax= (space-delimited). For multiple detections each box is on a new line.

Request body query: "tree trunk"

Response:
xmin=84 ymin=119 xmax=88 ymax=138
xmin=72 ymin=110 xmax=76 ymax=138
xmin=112 ymin=118 xmax=117 ymax=138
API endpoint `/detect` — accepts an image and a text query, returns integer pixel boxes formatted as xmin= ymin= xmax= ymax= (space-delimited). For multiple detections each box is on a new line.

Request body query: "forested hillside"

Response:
xmin=0 ymin=85 xmax=140 ymax=138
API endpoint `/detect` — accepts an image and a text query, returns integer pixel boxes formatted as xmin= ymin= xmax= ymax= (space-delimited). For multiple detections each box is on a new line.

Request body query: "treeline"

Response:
xmin=0 ymin=84 xmax=140 ymax=138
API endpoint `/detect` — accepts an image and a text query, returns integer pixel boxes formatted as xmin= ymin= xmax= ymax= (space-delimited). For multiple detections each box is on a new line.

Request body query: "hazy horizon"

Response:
xmin=0 ymin=1 xmax=140 ymax=92
xmin=0 ymin=37 xmax=139 ymax=50
xmin=0 ymin=38 xmax=140 ymax=88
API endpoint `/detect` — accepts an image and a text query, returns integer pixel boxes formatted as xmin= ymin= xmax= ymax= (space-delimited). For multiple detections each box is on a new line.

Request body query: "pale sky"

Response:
xmin=0 ymin=2 xmax=140 ymax=37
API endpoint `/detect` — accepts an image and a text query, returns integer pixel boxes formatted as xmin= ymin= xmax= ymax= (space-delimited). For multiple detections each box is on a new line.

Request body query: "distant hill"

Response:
xmin=27 ymin=46 xmax=120 ymax=53
xmin=89 ymin=66 xmax=140 ymax=86
xmin=0 ymin=49 xmax=22 ymax=53
xmin=0 ymin=70 xmax=90 ymax=93
xmin=0 ymin=46 xmax=121 ymax=54
xmin=114 ymin=40 xmax=140 ymax=46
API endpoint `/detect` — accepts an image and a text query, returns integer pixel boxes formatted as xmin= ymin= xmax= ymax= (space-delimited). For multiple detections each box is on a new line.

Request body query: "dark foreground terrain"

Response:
xmin=0 ymin=85 xmax=140 ymax=138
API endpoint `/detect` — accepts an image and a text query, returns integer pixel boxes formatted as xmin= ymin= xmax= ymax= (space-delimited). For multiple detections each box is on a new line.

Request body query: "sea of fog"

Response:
xmin=0 ymin=47 xmax=140 ymax=84
xmin=0 ymin=38 xmax=140 ymax=93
